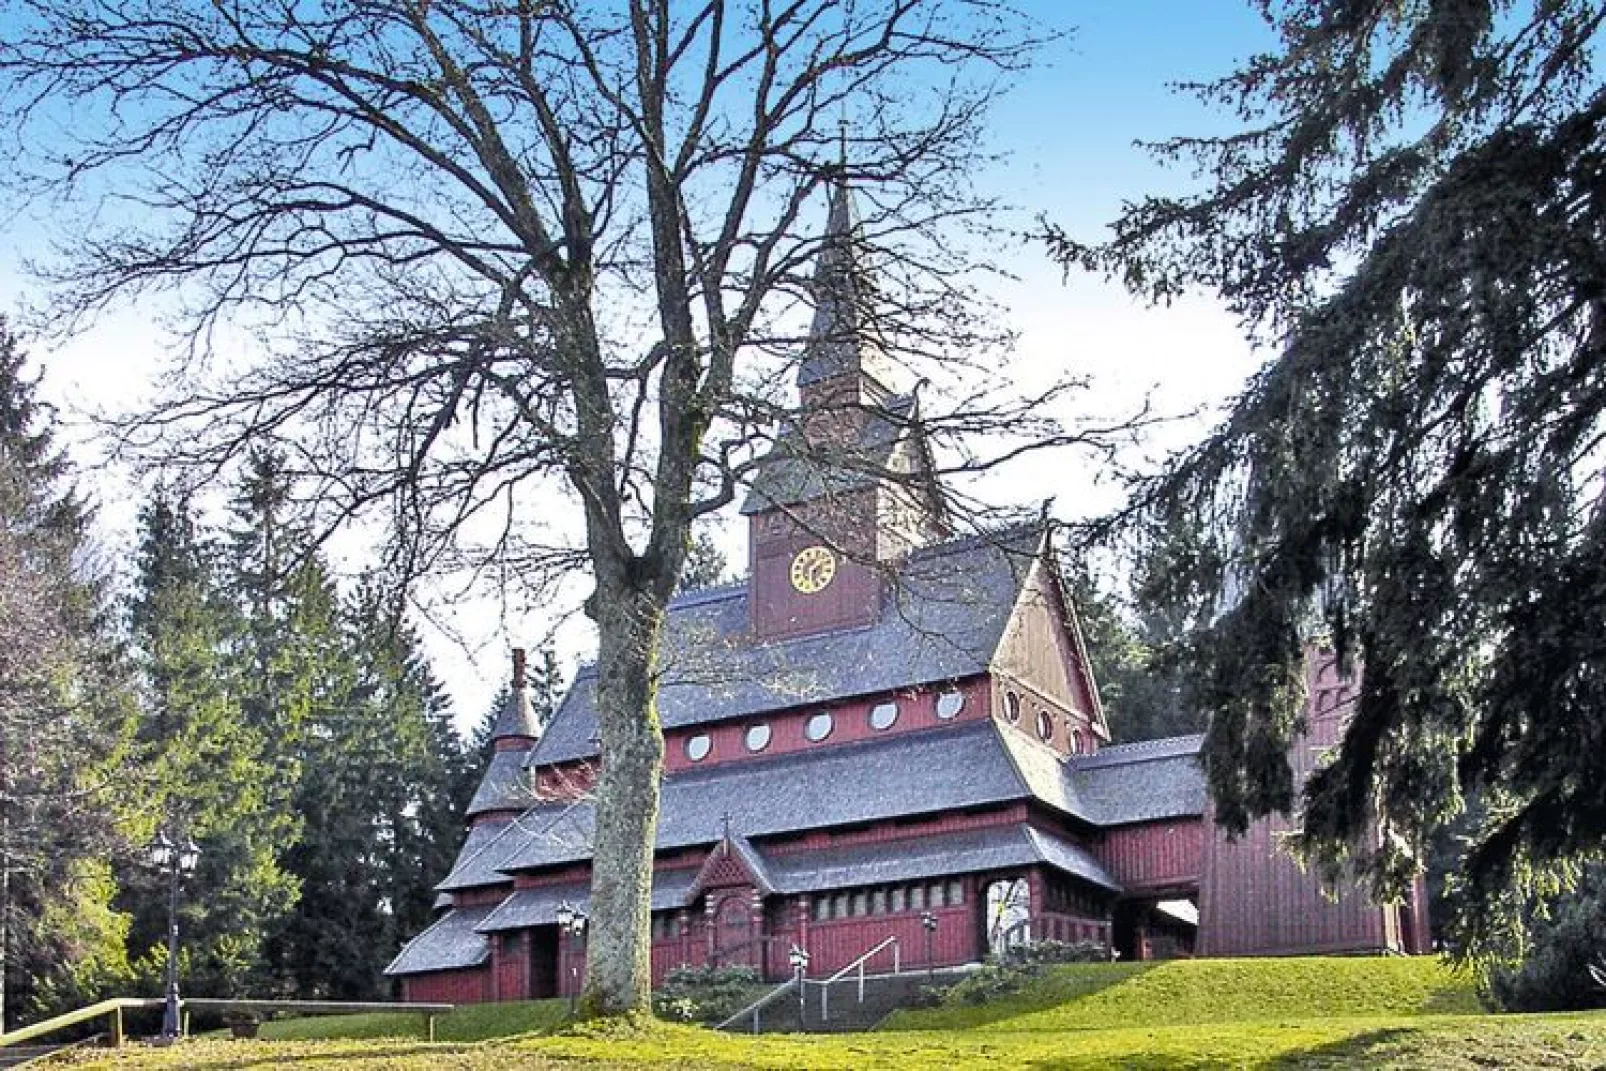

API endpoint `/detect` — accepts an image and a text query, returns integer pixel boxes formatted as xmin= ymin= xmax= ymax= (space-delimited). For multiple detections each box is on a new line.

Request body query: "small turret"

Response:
xmin=467 ymin=648 xmax=542 ymax=822
xmin=490 ymin=647 xmax=543 ymax=750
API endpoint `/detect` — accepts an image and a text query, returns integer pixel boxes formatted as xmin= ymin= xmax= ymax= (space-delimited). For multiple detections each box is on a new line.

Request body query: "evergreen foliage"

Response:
xmin=1489 ymin=864 xmax=1606 ymax=1012
xmin=1060 ymin=1 xmax=1606 ymax=954
xmin=126 ymin=489 xmax=299 ymax=996
xmin=1065 ymin=564 xmax=1199 ymax=742
xmin=0 ymin=318 xmax=137 ymax=1025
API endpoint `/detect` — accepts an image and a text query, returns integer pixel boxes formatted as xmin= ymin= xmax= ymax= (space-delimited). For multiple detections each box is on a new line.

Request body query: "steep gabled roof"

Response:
xmin=740 ymin=392 xmax=917 ymax=515
xmin=466 ymin=750 xmax=540 ymax=817
xmin=761 ymin=823 xmax=1120 ymax=895
xmin=1067 ymin=733 xmax=1207 ymax=826
xmin=530 ymin=528 xmax=1040 ymax=765
xmin=797 ymin=180 xmax=898 ymax=391
xmin=474 ymin=869 xmax=700 ymax=935
xmin=383 ymin=904 xmax=493 ymax=977
xmin=507 ymin=720 xmax=1038 ymax=875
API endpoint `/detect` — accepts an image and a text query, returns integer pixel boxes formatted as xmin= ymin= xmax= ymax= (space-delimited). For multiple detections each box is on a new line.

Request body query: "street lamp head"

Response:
xmin=921 ymin=911 xmax=938 ymax=931
xmin=177 ymin=838 xmax=201 ymax=875
xmin=556 ymin=901 xmax=574 ymax=930
xmin=148 ymin=830 xmax=175 ymax=869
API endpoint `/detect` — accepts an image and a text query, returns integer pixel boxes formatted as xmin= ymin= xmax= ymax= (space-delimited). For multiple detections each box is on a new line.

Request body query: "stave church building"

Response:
xmin=386 ymin=184 xmax=1430 ymax=1004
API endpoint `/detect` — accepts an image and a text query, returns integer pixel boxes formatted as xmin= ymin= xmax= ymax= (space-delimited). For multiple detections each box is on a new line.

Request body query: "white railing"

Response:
xmin=803 ymin=935 xmax=901 ymax=1022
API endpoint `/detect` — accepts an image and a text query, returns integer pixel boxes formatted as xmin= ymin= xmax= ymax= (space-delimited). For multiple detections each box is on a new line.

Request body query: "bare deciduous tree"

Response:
xmin=0 ymin=0 xmax=1104 ymax=1014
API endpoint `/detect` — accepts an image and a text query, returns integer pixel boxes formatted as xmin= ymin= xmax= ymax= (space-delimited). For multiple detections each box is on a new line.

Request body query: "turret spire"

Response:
xmin=797 ymin=176 xmax=896 ymax=394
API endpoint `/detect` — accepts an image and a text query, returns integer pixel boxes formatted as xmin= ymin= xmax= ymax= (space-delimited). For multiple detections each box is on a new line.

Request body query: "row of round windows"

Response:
xmin=1003 ymin=690 xmax=1086 ymax=753
xmin=682 ymin=689 xmax=967 ymax=762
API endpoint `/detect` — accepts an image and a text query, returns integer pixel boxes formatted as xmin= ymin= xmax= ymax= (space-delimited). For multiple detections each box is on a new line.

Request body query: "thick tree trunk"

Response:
xmin=579 ymin=582 xmax=667 ymax=1017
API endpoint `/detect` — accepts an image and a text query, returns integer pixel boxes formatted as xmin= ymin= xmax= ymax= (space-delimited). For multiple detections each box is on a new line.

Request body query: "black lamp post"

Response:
xmin=555 ymin=901 xmax=587 ymax=1014
xmin=149 ymin=830 xmax=200 ymax=1044
xmin=921 ymin=911 xmax=938 ymax=980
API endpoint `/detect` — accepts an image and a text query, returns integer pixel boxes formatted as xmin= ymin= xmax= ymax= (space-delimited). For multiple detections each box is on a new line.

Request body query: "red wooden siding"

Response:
xmin=490 ymin=931 xmax=530 ymax=1001
xmin=749 ymin=490 xmax=883 ymax=641
xmin=660 ymin=676 xmax=991 ymax=775
xmin=403 ymin=966 xmax=492 ymax=1004
xmin=1098 ymin=819 xmax=1203 ymax=893
xmin=991 ymin=559 xmax=1101 ymax=753
xmin=1197 ymin=648 xmax=1409 ymax=956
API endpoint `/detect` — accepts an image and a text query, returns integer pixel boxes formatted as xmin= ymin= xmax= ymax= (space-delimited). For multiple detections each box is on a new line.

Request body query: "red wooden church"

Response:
xmin=386 ymin=185 xmax=1430 ymax=1004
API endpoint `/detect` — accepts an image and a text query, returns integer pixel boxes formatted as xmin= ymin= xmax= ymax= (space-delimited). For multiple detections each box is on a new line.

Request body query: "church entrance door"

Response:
xmin=712 ymin=893 xmax=755 ymax=968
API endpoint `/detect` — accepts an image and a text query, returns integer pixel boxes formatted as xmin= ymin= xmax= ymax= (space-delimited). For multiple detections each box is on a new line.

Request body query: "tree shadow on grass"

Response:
xmin=892 ymin=962 xmax=1160 ymax=1032
xmin=1269 ymin=1028 xmax=1419 ymax=1070
xmin=101 ymin=1040 xmax=478 ymax=1070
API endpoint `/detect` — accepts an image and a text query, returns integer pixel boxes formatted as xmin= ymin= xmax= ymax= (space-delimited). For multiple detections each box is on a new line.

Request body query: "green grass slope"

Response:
xmin=258 ymin=997 xmax=570 ymax=1042
xmin=60 ymin=957 xmax=1598 ymax=1069
xmin=885 ymin=955 xmax=1482 ymax=1032
xmin=50 ymin=1012 xmax=1606 ymax=1069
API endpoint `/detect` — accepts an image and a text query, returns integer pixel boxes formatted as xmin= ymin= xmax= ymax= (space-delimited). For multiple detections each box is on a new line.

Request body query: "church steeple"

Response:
xmin=797 ymin=177 xmax=898 ymax=406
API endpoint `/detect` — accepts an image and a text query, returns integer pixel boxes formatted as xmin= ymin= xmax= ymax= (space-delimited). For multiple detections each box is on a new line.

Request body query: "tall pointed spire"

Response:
xmin=797 ymin=177 xmax=896 ymax=394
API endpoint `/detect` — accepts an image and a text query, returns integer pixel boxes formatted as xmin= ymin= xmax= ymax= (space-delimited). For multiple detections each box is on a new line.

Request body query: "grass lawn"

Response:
xmin=43 ymin=958 xmax=1606 ymax=1069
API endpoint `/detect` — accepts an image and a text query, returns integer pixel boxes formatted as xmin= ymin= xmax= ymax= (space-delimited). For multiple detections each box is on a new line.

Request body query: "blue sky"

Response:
xmin=0 ymin=2 xmax=1280 ymax=724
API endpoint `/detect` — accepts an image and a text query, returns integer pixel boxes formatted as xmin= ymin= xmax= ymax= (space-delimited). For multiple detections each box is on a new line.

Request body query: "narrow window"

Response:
xmin=929 ymin=882 xmax=946 ymax=909
xmin=1004 ymin=691 xmax=1022 ymax=724
xmin=1036 ymin=709 xmax=1054 ymax=742
xmin=947 ymin=880 xmax=964 ymax=905
xmin=890 ymin=887 xmax=906 ymax=913
xmin=910 ymin=885 xmax=925 ymax=911
xmin=852 ymin=891 xmax=869 ymax=917
xmin=872 ymin=889 xmax=887 ymax=915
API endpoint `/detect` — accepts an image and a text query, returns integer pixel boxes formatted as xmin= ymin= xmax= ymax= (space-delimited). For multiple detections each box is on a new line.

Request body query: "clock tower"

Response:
xmin=743 ymin=178 xmax=945 ymax=641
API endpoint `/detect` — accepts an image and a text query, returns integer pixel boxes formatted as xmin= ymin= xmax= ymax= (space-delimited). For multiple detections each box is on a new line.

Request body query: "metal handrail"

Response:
xmin=802 ymin=936 xmax=900 ymax=1022
xmin=714 ymin=977 xmax=799 ymax=1034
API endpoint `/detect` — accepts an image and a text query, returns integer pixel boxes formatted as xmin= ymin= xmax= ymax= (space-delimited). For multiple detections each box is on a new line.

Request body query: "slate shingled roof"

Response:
xmin=739 ymin=392 xmax=916 ymax=516
xmin=384 ymin=904 xmax=494 ymax=977
xmin=466 ymin=750 xmax=540 ymax=817
xmin=532 ymin=527 xmax=1041 ymax=765
xmin=1066 ymin=734 xmax=1206 ymax=826
xmin=761 ymin=824 xmax=1120 ymax=894
xmin=505 ymin=720 xmax=1054 ymax=875
xmin=474 ymin=869 xmax=700 ymax=934
xmin=442 ymin=725 xmax=1208 ymax=895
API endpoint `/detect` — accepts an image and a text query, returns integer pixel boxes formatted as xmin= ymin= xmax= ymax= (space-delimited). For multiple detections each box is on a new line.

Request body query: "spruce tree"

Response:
xmin=0 ymin=318 xmax=135 ymax=1024
xmin=127 ymin=489 xmax=298 ymax=996
xmin=1063 ymin=1 xmax=1606 ymax=955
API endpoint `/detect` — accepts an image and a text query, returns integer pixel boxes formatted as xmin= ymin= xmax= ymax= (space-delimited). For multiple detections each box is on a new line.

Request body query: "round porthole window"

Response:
xmin=685 ymin=734 xmax=712 ymax=762
xmin=805 ymin=712 xmax=834 ymax=742
xmin=745 ymin=723 xmax=772 ymax=752
xmin=935 ymin=691 xmax=965 ymax=720
xmin=869 ymin=702 xmax=899 ymax=731
xmin=1004 ymin=691 xmax=1022 ymax=724
xmin=1036 ymin=710 xmax=1054 ymax=742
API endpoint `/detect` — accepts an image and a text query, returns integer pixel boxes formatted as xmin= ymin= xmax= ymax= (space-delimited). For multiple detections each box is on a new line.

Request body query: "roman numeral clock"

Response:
xmin=788 ymin=545 xmax=837 ymax=594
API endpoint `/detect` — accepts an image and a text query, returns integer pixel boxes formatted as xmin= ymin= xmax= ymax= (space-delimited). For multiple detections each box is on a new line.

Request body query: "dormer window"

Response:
xmin=805 ymin=712 xmax=834 ymax=742
xmin=745 ymin=724 xmax=773 ymax=752
xmin=1004 ymin=691 xmax=1022 ymax=724
xmin=935 ymin=691 xmax=965 ymax=720
xmin=1036 ymin=710 xmax=1054 ymax=743
xmin=685 ymin=734 xmax=712 ymax=762
xmin=869 ymin=702 xmax=899 ymax=731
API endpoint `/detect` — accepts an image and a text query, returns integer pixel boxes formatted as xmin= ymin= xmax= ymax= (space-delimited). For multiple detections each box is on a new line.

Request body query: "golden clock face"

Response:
xmin=789 ymin=545 xmax=838 ymax=594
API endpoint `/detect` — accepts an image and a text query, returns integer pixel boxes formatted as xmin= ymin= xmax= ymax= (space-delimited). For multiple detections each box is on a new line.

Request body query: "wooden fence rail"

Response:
xmin=0 ymin=997 xmax=456 ymax=1049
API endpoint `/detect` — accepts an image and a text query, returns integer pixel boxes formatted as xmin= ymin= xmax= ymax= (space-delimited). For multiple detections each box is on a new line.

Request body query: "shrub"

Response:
xmin=651 ymin=965 xmax=766 ymax=1024
xmin=994 ymin=940 xmax=1108 ymax=968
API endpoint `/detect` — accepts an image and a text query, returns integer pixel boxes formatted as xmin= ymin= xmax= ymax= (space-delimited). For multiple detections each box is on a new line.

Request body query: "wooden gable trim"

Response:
xmin=986 ymin=526 xmax=1111 ymax=742
xmin=683 ymin=834 xmax=776 ymax=904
